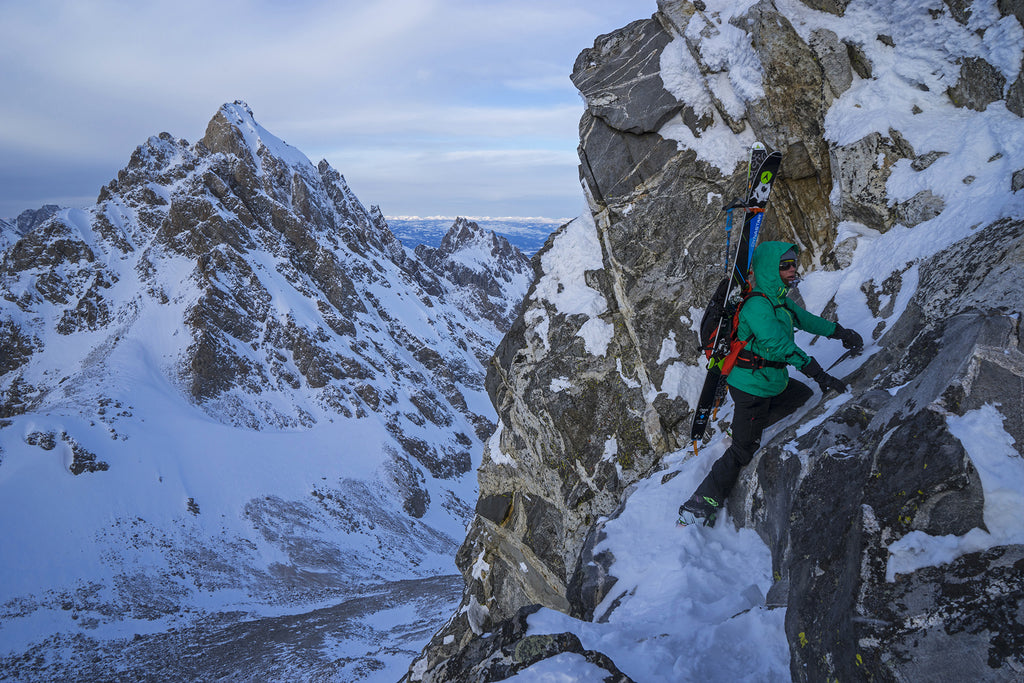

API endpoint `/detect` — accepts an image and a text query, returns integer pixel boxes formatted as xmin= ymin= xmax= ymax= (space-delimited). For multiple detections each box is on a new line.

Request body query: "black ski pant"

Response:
xmin=694 ymin=378 xmax=812 ymax=504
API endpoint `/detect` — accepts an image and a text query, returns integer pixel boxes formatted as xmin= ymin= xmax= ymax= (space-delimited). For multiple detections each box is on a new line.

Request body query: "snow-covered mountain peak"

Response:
xmin=439 ymin=215 xmax=488 ymax=250
xmin=414 ymin=217 xmax=533 ymax=332
xmin=3 ymin=100 xmax=527 ymax=470
xmin=203 ymin=100 xmax=313 ymax=176
xmin=437 ymin=216 xmax=524 ymax=267
xmin=0 ymin=102 xmax=535 ymax=680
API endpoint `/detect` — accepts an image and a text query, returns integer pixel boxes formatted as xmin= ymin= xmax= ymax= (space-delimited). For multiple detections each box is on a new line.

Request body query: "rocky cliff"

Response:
xmin=410 ymin=0 xmax=1024 ymax=680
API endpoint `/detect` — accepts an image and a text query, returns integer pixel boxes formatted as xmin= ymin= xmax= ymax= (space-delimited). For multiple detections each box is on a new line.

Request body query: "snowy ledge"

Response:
xmin=886 ymin=404 xmax=1024 ymax=581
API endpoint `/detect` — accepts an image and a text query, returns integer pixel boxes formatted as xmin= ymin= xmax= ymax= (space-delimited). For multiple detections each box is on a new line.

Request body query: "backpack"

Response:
xmin=698 ymin=278 xmax=786 ymax=375
xmin=698 ymin=277 xmax=732 ymax=356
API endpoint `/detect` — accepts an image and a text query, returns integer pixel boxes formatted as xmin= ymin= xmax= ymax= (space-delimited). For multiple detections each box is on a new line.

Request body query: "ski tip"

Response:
xmin=751 ymin=141 xmax=766 ymax=150
xmin=692 ymin=441 xmax=700 ymax=457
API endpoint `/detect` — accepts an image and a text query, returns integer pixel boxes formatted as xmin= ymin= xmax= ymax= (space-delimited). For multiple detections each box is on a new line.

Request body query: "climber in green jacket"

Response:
xmin=678 ymin=241 xmax=863 ymax=527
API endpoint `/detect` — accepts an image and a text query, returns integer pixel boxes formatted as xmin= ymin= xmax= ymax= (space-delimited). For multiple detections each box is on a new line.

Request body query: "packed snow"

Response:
xmin=533 ymin=212 xmax=608 ymax=319
xmin=524 ymin=431 xmax=791 ymax=682
xmin=524 ymin=211 xmax=612 ymax=355
xmin=504 ymin=652 xmax=621 ymax=682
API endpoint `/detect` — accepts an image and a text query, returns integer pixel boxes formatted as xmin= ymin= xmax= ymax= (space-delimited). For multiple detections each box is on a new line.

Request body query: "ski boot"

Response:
xmin=677 ymin=494 xmax=721 ymax=527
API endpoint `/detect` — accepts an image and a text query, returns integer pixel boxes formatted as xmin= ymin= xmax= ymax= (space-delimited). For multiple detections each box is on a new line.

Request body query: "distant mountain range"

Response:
xmin=3 ymin=205 xmax=561 ymax=258
xmin=386 ymin=216 xmax=563 ymax=254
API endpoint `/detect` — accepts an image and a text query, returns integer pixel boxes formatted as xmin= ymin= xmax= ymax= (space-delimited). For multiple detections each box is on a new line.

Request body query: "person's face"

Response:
xmin=779 ymin=258 xmax=798 ymax=285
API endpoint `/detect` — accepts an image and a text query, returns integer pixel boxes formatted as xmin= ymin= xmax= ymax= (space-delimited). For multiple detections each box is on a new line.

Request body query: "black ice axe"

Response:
xmin=826 ymin=346 xmax=863 ymax=373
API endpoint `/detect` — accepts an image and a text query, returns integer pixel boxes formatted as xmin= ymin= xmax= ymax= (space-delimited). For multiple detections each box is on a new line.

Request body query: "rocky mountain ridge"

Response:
xmin=0 ymin=102 xmax=531 ymax=680
xmin=409 ymin=0 xmax=1024 ymax=680
xmin=1 ymin=101 xmax=528 ymax=434
xmin=415 ymin=216 xmax=535 ymax=334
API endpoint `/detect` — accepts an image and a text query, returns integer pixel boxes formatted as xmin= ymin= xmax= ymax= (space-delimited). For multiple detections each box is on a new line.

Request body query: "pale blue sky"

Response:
xmin=0 ymin=0 xmax=657 ymax=220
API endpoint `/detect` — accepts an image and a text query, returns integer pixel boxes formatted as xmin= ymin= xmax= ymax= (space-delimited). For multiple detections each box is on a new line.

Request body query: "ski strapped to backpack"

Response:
xmin=700 ymin=287 xmax=787 ymax=376
xmin=689 ymin=143 xmax=782 ymax=454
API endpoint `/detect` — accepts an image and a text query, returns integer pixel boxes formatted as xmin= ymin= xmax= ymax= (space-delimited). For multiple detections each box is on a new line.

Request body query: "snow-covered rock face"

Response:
xmin=0 ymin=101 xmax=532 ymax=680
xmin=415 ymin=217 xmax=534 ymax=333
xmin=2 ymin=101 xmax=521 ymax=438
xmin=411 ymin=1 xmax=1024 ymax=681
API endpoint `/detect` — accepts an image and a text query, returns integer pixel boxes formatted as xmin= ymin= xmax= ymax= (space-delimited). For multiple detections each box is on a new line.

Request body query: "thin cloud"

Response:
xmin=0 ymin=0 xmax=657 ymax=218
xmin=283 ymin=104 xmax=583 ymax=140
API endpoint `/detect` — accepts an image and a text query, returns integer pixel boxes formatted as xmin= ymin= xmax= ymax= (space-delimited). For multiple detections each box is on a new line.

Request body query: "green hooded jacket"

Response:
xmin=726 ymin=241 xmax=836 ymax=397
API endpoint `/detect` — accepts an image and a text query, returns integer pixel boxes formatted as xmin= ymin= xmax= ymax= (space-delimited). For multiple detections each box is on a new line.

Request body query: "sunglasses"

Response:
xmin=779 ymin=259 xmax=797 ymax=271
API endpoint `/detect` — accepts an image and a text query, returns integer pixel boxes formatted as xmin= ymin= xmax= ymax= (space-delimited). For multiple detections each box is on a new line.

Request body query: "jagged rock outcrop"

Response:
xmin=415 ymin=217 xmax=534 ymax=334
xmin=1 ymin=204 xmax=61 ymax=238
xmin=734 ymin=216 xmax=1024 ymax=680
xmin=411 ymin=0 xmax=1024 ymax=680
xmin=408 ymin=605 xmax=634 ymax=682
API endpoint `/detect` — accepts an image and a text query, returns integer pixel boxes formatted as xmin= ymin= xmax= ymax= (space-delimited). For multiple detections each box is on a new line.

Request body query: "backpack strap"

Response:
xmin=732 ymin=292 xmax=787 ymax=370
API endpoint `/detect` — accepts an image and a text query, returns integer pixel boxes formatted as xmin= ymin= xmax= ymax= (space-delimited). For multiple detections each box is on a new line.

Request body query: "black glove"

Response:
xmin=829 ymin=323 xmax=864 ymax=352
xmin=802 ymin=357 xmax=847 ymax=394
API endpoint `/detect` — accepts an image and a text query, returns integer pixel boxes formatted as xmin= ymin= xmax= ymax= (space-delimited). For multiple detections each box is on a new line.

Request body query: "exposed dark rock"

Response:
xmin=912 ymin=150 xmax=949 ymax=171
xmin=385 ymin=449 xmax=431 ymax=519
xmin=25 ymin=430 xmax=58 ymax=450
xmin=63 ymin=432 xmax=110 ymax=475
xmin=14 ymin=205 xmax=61 ymax=235
xmin=947 ymin=57 xmax=1007 ymax=111
xmin=870 ymin=546 xmax=1024 ymax=678
xmin=475 ymin=493 xmax=513 ymax=526
xmin=407 ymin=605 xmax=634 ymax=683
xmin=522 ymin=495 xmax=566 ymax=577
xmin=833 ymin=130 xmax=917 ymax=232
xmin=895 ymin=189 xmax=946 ymax=227
xmin=945 ymin=0 xmax=975 ymax=24
xmin=845 ymin=40 xmax=873 ymax=80
xmin=0 ymin=320 xmax=40 ymax=376
xmin=571 ymin=18 xmax=681 ymax=135
xmin=740 ymin=1 xmax=839 ymax=251
xmin=810 ymin=28 xmax=854 ymax=98
xmin=577 ymin=112 xmax=680 ymax=205
xmin=796 ymin=0 xmax=852 ymax=15
xmin=0 ymin=377 xmax=42 ymax=417
xmin=566 ymin=513 xmax=619 ymax=622
xmin=999 ymin=0 xmax=1024 ymax=24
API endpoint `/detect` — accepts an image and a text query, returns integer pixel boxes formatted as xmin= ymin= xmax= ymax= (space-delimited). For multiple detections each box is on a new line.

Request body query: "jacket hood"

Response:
xmin=751 ymin=240 xmax=798 ymax=300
